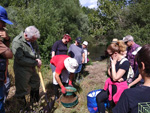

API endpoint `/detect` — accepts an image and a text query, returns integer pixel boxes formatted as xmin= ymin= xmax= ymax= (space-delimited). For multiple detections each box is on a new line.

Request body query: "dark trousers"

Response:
xmin=96 ymin=85 xmax=117 ymax=113
xmin=96 ymin=89 xmax=109 ymax=113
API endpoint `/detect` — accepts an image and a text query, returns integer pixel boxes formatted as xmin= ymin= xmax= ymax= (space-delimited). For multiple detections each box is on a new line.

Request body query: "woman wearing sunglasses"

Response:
xmin=96 ymin=40 xmax=130 ymax=113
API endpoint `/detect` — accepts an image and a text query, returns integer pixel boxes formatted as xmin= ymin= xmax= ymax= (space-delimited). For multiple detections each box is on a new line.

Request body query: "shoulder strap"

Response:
xmin=119 ymin=58 xmax=128 ymax=65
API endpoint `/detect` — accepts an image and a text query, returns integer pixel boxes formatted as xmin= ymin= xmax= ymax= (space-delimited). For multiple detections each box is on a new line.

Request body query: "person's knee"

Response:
xmin=96 ymin=93 xmax=102 ymax=103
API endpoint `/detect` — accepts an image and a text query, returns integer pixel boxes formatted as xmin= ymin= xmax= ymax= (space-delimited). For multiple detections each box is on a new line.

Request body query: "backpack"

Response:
xmin=120 ymin=58 xmax=134 ymax=84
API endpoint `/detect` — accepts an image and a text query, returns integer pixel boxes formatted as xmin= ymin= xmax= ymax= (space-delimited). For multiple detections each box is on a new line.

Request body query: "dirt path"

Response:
xmin=6 ymin=60 xmax=108 ymax=113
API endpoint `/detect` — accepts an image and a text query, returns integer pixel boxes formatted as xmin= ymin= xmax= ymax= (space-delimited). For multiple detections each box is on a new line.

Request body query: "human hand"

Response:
xmin=61 ymin=86 xmax=66 ymax=94
xmin=36 ymin=59 xmax=42 ymax=67
xmin=0 ymin=30 xmax=9 ymax=40
xmin=111 ymin=57 xmax=117 ymax=66
xmin=68 ymin=80 xmax=73 ymax=87
xmin=118 ymin=78 xmax=124 ymax=82
xmin=128 ymin=84 xmax=132 ymax=88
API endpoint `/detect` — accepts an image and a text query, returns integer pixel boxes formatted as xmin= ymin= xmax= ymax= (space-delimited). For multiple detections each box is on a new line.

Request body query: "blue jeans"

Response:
xmin=0 ymin=86 xmax=5 ymax=113
xmin=75 ymin=64 xmax=82 ymax=74
xmin=3 ymin=75 xmax=10 ymax=103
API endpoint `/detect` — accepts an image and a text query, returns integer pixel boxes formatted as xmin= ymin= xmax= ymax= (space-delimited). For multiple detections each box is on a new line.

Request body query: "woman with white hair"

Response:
xmin=12 ymin=26 xmax=42 ymax=107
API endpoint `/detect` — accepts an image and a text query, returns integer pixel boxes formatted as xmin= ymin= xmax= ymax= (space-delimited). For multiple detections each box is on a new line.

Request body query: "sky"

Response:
xmin=79 ymin=0 xmax=98 ymax=9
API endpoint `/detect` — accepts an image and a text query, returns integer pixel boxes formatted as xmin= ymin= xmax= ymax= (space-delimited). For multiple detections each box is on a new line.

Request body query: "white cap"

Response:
xmin=83 ymin=41 xmax=88 ymax=46
xmin=64 ymin=57 xmax=78 ymax=73
xmin=132 ymin=47 xmax=142 ymax=55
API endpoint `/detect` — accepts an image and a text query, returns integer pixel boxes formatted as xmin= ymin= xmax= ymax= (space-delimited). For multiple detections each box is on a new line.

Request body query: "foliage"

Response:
xmin=0 ymin=0 xmax=90 ymax=64
xmin=1 ymin=0 xmax=150 ymax=63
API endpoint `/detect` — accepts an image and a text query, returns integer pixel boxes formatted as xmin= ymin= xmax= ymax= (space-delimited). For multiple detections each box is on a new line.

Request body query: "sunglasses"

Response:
xmin=108 ymin=53 xmax=114 ymax=56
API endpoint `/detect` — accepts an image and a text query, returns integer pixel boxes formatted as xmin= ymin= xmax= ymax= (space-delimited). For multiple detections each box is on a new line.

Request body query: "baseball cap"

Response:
xmin=64 ymin=57 xmax=78 ymax=73
xmin=0 ymin=6 xmax=13 ymax=24
xmin=76 ymin=37 xmax=82 ymax=44
xmin=123 ymin=35 xmax=134 ymax=42
xmin=83 ymin=41 xmax=88 ymax=46
xmin=0 ymin=6 xmax=13 ymax=25
xmin=63 ymin=34 xmax=71 ymax=42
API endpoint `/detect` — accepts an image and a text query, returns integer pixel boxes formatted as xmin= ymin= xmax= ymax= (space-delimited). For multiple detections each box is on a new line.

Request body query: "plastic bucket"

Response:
xmin=87 ymin=89 xmax=109 ymax=113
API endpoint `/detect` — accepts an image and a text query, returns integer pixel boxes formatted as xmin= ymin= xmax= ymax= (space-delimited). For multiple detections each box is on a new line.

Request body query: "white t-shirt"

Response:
xmin=83 ymin=48 xmax=88 ymax=63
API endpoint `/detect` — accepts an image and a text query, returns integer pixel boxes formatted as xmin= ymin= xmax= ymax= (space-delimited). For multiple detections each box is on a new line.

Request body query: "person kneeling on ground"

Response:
xmin=113 ymin=44 xmax=150 ymax=113
xmin=50 ymin=55 xmax=78 ymax=100
xmin=96 ymin=41 xmax=130 ymax=113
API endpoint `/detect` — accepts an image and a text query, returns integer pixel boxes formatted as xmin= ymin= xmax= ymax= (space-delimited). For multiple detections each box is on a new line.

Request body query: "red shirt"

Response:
xmin=50 ymin=55 xmax=69 ymax=74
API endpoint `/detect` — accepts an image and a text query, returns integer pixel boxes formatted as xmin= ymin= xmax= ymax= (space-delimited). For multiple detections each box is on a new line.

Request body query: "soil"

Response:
xmin=60 ymin=95 xmax=77 ymax=103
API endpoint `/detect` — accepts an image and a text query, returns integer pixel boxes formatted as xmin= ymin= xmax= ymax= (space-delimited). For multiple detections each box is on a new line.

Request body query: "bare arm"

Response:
xmin=111 ymin=64 xmax=126 ymax=81
xmin=128 ymin=74 xmax=142 ymax=88
xmin=51 ymin=51 xmax=55 ymax=58
xmin=82 ymin=53 xmax=85 ymax=63
xmin=55 ymin=72 xmax=63 ymax=87
xmin=1 ymin=48 xmax=13 ymax=59
xmin=69 ymin=73 xmax=74 ymax=81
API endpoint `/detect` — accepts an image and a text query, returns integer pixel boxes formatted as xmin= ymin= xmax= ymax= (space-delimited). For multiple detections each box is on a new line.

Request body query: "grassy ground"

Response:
xmin=5 ymin=59 xmax=108 ymax=113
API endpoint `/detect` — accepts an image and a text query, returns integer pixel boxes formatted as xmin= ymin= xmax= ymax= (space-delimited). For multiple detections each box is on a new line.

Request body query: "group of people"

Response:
xmin=50 ymin=35 xmax=89 ymax=100
xmin=96 ymin=35 xmax=150 ymax=113
xmin=1 ymin=5 xmax=150 ymax=113
xmin=0 ymin=5 xmax=89 ymax=112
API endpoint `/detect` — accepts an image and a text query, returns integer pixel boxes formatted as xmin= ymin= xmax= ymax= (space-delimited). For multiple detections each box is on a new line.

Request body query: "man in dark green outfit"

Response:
xmin=12 ymin=26 xmax=42 ymax=106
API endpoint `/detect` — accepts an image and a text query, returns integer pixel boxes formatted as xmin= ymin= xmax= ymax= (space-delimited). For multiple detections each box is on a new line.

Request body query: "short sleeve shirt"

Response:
xmin=115 ymin=59 xmax=130 ymax=81
xmin=52 ymin=40 xmax=68 ymax=55
xmin=50 ymin=55 xmax=69 ymax=74
xmin=68 ymin=44 xmax=84 ymax=64
xmin=112 ymin=86 xmax=150 ymax=113
xmin=127 ymin=43 xmax=140 ymax=72
xmin=83 ymin=48 xmax=88 ymax=63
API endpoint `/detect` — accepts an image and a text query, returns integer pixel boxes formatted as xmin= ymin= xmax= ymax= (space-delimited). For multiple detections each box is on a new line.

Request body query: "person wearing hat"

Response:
xmin=111 ymin=38 xmax=118 ymax=44
xmin=51 ymin=34 xmax=71 ymax=58
xmin=123 ymin=35 xmax=140 ymax=74
xmin=12 ymin=26 xmax=42 ymax=107
xmin=50 ymin=55 xmax=78 ymax=100
xmin=68 ymin=37 xmax=85 ymax=81
xmin=0 ymin=5 xmax=13 ymax=112
xmin=81 ymin=41 xmax=89 ymax=73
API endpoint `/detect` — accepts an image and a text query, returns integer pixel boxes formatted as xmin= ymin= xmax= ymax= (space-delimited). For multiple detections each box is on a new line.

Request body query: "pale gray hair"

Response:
xmin=24 ymin=26 xmax=40 ymax=39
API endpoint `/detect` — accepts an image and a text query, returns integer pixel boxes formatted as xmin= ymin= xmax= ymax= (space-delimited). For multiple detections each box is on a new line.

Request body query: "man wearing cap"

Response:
xmin=0 ymin=5 xmax=13 ymax=112
xmin=50 ymin=55 xmax=78 ymax=100
xmin=123 ymin=35 xmax=140 ymax=74
xmin=51 ymin=34 xmax=71 ymax=58
xmin=12 ymin=26 xmax=42 ymax=106
xmin=68 ymin=37 xmax=85 ymax=81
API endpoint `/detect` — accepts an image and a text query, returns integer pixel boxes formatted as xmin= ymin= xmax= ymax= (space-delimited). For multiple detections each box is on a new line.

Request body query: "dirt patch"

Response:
xmin=61 ymin=95 xmax=77 ymax=103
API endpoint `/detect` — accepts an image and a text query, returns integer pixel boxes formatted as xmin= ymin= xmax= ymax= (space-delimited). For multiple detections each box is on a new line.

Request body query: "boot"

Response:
xmin=53 ymin=84 xmax=59 ymax=100
xmin=16 ymin=96 xmax=27 ymax=110
xmin=30 ymin=89 xmax=39 ymax=103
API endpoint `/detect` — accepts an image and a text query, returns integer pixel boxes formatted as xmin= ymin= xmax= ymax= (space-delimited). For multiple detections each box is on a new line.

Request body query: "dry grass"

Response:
xmin=5 ymin=59 xmax=108 ymax=113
